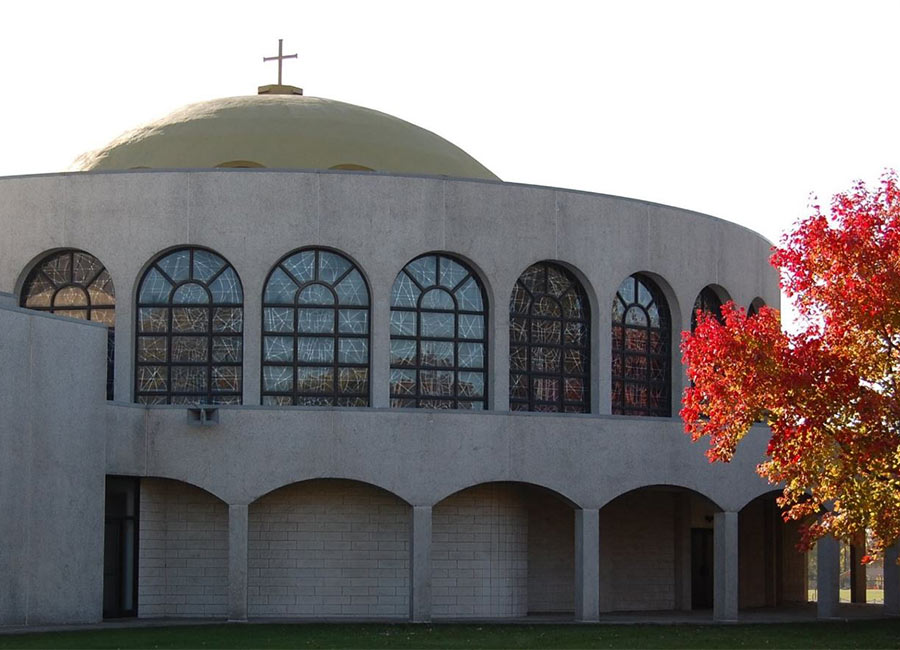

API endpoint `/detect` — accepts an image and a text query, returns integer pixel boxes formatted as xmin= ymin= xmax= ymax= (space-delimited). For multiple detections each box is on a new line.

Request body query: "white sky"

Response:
xmin=1 ymin=0 xmax=897 ymax=251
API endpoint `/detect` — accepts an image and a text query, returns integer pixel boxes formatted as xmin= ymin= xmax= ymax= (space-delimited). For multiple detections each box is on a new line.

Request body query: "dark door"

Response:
xmin=691 ymin=527 xmax=714 ymax=609
xmin=103 ymin=477 xmax=139 ymax=618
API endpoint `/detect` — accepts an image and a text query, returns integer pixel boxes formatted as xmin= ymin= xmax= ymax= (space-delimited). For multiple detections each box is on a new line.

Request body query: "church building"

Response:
xmin=2 ymin=46 xmax=892 ymax=626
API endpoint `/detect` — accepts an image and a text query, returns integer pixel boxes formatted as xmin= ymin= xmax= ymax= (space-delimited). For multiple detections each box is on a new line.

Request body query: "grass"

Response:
xmin=2 ymin=621 xmax=900 ymax=650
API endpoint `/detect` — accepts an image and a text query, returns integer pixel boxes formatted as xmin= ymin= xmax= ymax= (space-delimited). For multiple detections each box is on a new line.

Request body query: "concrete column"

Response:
xmin=574 ymin=508 xmax=600 ymax=622
xmin=241 ymin=282 xmax=261 ymax=405
xmin=228 ymin=504 xmax=249 ymax=622
xmin=816 ymin=535 xmax=840 ymax=618
xmin=713 ymin=511 xmax=739 ymax=622
xmin=884 ymin=543 xmax=899 ymax=617
xmin=370 ymin=283 xmax=390 ymax=408
xmin=409 ymin=505 xmax=432 ymax=622
xmin=850 ymin=542 xmax=867 ymax=603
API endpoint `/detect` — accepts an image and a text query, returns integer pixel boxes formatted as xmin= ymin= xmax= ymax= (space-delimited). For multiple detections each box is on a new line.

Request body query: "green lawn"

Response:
xmin=2 ymin=621 xmax=900 ymax=650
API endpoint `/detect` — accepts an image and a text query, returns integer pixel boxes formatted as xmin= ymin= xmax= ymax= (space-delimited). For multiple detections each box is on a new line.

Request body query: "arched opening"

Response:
xmin=598 ymin=485 xmax=720 ymax=613
xmin=134 ymin=247 xmax=243 ymax=405
xmin=748 ymin=297 xmax=766 ymax=317
xmin=390 ymin=253 xmax=488 ymax=409
xmin=20 ymin=249 xmax=116 ymax=399
xmin=248 ymin=479 xmax=410 ymax=617
xmin=738 ymin=491 xmax=809 ymax=611
xmin=432 ymin=482 xmax=576 ymax=619
xmin=691 ymin=284 xmax=731 ymax=330
xmin=329 ymin=164 xmax=375 ymax=171
xmin=509 ymin=261 xmax=590 ymax=413
xmin=261 ymin=248 xmax=371 ymax=406
xmin=611 ymin=273 xmax=672 ymax=416
xmin=135 ymin=477 xmax=228 ymax=618
xmin=215 ymin=160 xmax=266 ymax=168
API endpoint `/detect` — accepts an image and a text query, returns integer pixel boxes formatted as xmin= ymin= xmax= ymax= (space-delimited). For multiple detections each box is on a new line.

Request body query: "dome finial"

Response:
xmin=259 ymin=38 xmax=303 ymax=96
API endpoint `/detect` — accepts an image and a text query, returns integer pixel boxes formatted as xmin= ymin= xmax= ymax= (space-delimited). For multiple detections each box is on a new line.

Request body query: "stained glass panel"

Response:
xmin=139 ymin=268 xmax=172 ymax=303
xmin=455 ymin=278 xmax=483 ymax=311
xmin=298 ymin=337 xmax=334 ymax=363
xmin=391 ymin=340 xmax=416 ymax=367
xmin=172 ymin=307 xmax=208 ymax=333
xmin=298 ymin=308 xmax=334 ymax=334
xmin=173 ymin=283 xmax=209 ymax=304
xmin=405 ymin=256 xmax=436 ymax=287
xmin=264 ymin=307 xmax=293 ymax=333
xmin=264 ymin=336 xmax=294 ymax=362
xmin=157 ymin=250 xmax=190 ymax=283
xmin=421 ymin=340 xmax=454 ymax=368
xmin=191 ymin=249 xmax=225 ymax=282
xmin=390 ymin=311 xmax=415 ymax=336
xmin=209 ymin=268 xmax=243 ymax=303
xmin=212 ymin=337 xmax=242 ymax=363
xmin=55 ymin=286 xmax=88 ymax=307
xmin=334 ymin=270 xmax=368 ymax=306
xmin=421 ymin=312 xmax=454 ymax=338
xmin=391 ymin=273 xmax=420 ymax=307
xmin=338 ymin=309 xmax=368 ymax=334
xmin=213 ymin=307 xmax=243 ymax=333
xmin=338 ymin=338 xmax=368 ymax=364
xmin=171 ymin=336 xmax=208 ymax=362
xmin=421 ymin=288 xmax=454 ymax=309
xmin=458 ymin=314 xmax=484 ymax=339
xmin=297 ymin=367 xmax=333 ymax=394
xmin=265 ymin=268 xmax=298 ymax=303
xmin=299 ymin=284 xmax=334 ymax=305
xmin=281 ymin=250 xmax=315 ymax=284
xmin=439 ymin=257 xmax=468 ymax=290
xmin=138 ymin=307 xmax=168 ymax=333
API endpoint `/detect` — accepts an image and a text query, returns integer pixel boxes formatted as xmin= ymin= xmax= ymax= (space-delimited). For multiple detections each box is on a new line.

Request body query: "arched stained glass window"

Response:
xmin=611 ymin=274 xmax=670 ymax=417
xmin=21 ymin=249 xmax=116 ymax=399
xmin=748 ymin=297 xmax=766 ymax=317
xmin=261 ymin=249 xmax=370 ymax=406
xmin=390 ymin=254 xmax=487 ymax=409
xmin=691 ymin=286 xmax=724 ymax=331
xmin=509 ymin=262 xmax=590 ymax=412
xmin=135 ymin=248 xmax=243 ymax=405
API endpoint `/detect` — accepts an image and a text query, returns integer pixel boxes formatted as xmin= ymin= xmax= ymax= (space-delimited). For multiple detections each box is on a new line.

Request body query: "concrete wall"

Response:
xmin=138 ymin=479 xmax=228 ymax=618
xmin=0 ymin=170 xmax=786 ymax=625
xmin=248 ymin=480 xmax=409 ymax=617
xmin=0 ymin=305 xmax=107 ymax=625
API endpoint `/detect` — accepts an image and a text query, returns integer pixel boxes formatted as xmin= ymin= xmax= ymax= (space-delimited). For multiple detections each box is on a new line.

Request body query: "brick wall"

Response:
xmin=599 ymin=490 xmax=676 ymax=611
xmin=138 ymin=478 xmax=228 ymax=618
xmin=432 ymin=483 xmax=529 ymax=618
xmin=248 ymin=480 xmax=409 ymax=617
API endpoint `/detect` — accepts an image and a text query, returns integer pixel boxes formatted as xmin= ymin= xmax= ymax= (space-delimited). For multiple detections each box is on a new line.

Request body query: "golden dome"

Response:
xmin=72 ymin=94 xmax=499 ymax=180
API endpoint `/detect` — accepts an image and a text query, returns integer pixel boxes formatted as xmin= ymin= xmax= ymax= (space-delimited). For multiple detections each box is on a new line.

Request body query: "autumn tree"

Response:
xmin=682 ymin=171 xmax=900 ymax=559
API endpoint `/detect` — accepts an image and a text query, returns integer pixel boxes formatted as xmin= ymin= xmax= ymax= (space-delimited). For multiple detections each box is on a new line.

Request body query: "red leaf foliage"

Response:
xmin=682 ymin=171 xmax=900 ymax=560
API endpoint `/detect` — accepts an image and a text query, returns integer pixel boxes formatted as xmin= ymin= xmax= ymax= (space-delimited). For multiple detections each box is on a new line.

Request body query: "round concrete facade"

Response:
xmin=1 ymin=168 xmax=813 ymax=625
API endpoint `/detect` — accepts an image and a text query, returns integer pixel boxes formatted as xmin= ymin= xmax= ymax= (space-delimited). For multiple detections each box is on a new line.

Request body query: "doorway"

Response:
xmin=691 ymin=527 xmax=714 ymax=609
xmin=103 ymin=476 xmax=139 ymax=618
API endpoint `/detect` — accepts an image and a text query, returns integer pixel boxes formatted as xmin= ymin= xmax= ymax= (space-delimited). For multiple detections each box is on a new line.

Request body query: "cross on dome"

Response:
xmin=263 ymin=38 xmax=298 ymax=85
xmin=259 ymin=39 xmax=303 ymax=96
